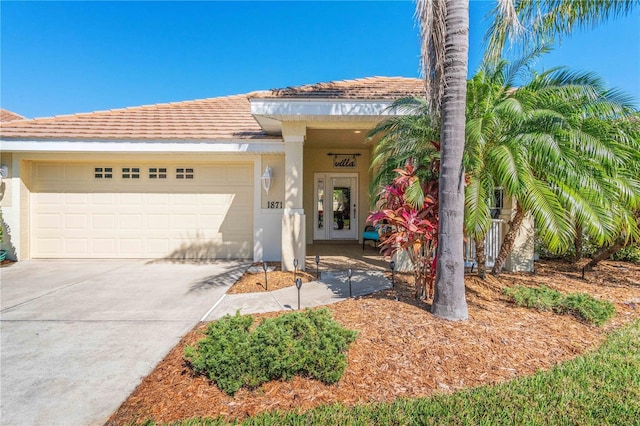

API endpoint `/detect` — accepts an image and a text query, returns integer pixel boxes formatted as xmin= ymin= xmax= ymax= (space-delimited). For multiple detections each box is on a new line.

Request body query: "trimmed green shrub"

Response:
xmin=559 ymin=292 xmax=616 ymax=326
xmin=611 ymin=244 xmax=640 ymax=264
xmin=503 ymin=285 xmax=615 ymax=326
xmin=184 ymin=308 xmax=357 ymax=396
xmin=503 ymin=285 xmax=563 ymax=311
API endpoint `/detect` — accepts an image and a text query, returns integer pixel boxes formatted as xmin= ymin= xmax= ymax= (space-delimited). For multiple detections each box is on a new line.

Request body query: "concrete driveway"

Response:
xmin=0 ymin=259 xmax=249 ymax=426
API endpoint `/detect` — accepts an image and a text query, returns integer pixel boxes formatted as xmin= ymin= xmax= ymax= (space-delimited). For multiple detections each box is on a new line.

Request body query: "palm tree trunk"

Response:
xmin=431 ymin=0 xmax=469 ymax=321
xmin=571 ymin=223 xmax=583 ymax=262
xmin=585 ymin=239 xmax=625 ymax=269
xmin=492 ymin=202 xmax=525 ymax=275
xmin=475 ymin=236 xmax=486 ymax=279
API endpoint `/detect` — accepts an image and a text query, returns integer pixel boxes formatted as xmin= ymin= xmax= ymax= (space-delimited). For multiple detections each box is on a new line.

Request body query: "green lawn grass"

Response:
xmin=145 ymin=319 xmax=640 ymax=425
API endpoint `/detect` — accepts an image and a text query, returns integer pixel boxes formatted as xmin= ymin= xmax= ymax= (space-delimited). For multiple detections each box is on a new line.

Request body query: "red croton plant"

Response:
xmin=367 ymin=160 xmax=439 ymax=300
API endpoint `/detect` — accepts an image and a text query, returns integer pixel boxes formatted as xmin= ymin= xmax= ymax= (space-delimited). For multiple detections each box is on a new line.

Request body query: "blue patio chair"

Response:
xmin=362 ymin=225 xmax=379 ymax=249
xmin=363 ymin=223 xmax=391 ymax=249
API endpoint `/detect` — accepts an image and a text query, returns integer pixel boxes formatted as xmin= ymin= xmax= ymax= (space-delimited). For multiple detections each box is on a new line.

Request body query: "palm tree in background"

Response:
xmin=415 ymin=0 xmax=638 ymax=320
xmin=367 ymin=97 xmax=440 ymax=205
xmin=476 ymin=64 xmax=640 ymax=275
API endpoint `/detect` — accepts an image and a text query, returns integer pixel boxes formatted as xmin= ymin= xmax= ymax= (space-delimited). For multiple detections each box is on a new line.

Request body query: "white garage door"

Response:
xmin=30 ymin=162 xmax=253 ymax=259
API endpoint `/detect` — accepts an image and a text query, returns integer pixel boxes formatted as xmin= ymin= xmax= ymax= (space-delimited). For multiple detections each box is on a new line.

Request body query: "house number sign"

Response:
xmin=267 ymin=201 xmax=283 ymax=209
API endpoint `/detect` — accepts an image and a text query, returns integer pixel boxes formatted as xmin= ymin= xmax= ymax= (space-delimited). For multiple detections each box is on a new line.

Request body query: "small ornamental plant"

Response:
xmin=184 ymin=308 xmax=358 ymax=396
xmin=368 ymin=159 xmax=439 ymax=300
xmin=503 ymin=285 xmax=615 ymax=326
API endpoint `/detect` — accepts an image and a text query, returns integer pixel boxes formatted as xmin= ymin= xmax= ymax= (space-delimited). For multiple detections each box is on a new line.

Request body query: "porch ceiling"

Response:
xmin=305 ymin=128 xmax=377 ymax=149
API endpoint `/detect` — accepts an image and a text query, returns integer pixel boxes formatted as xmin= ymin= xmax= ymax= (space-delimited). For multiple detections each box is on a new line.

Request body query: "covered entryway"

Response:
xmin=30 ymin=161 xmax=253 ymax=259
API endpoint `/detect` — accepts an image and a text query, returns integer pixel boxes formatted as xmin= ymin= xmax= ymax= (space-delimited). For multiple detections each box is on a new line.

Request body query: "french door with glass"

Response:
xmin=313 ymin=173 xmax=358 ymax=240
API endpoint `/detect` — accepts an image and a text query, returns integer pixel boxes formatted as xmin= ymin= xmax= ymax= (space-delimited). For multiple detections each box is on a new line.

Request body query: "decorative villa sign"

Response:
xmin=332 ymin=154 xmax=357 ymax=169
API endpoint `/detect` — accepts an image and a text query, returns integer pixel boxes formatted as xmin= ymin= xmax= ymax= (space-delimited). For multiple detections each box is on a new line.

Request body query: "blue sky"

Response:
xmin=1 ymin=1 xmax=639 ymax=119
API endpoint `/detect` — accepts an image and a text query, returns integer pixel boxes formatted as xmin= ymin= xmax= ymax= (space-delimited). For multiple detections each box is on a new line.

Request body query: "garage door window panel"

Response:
xmin=122 ymin=167 xmax=140 ymax=179
xmin=149 ymin=167 xmax=167 ymax=179
xmin=94 ymin=167 xmax=113 ymax=179
xmin=176 ymin=168 xmax=195 ymax=180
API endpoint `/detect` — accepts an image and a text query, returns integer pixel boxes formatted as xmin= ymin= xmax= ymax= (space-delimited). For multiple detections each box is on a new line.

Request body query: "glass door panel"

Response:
xmin=330 ymin=176 xmax=357 ymax=239
xmin=317 ymin=178 xmax=324 ymax=232
xmin=314 ymin=175 xmax=326 ymax=240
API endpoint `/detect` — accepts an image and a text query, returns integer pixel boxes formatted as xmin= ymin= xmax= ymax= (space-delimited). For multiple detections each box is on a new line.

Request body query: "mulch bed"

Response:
xmin=0 ymin=259 xmax=15 ymax=268
xmin=107 ymin=260 xmax=640 ymax=425
xmin=226 ymin=262 xmax=316 ymax=294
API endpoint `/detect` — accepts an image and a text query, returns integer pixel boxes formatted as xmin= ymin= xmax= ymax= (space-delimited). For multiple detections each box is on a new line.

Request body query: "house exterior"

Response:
xmin=0 ymin=77 xmax=533 ymax=271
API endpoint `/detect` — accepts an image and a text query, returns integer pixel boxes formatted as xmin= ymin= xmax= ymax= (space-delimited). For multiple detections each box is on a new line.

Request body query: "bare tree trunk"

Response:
xmin=585 ymin=239 xmax=625 ymax=269
xmin=492 ymin=202 xmax=525 ymax=275
xmin=571 ymin=223 xmax=583 ymax=262
xmin=431 ymin=0 xmax=469 ymax=321
xmin=475 ymin=236 xmax=486 ymax=279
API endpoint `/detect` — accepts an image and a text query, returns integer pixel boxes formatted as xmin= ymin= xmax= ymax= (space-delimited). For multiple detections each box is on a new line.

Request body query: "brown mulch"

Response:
xmin=226 ymin=262 xmax=316 ymax=294
xmin=0 ymin=259 xmax=15 ymax=268
xmin=107 ymin=260 xmax=640 ymax=425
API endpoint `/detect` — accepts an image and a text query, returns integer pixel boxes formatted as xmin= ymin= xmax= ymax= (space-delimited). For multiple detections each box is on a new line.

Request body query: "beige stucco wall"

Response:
xmin=255 ymin=154 xmax=285 ymax=261
xmin=303 ymin=146 xmax=372 ymax=241
xmin=260 ymin=154 xmax=285 ymax=209
xmin=0 ymin=152 xmax=12 ymax=208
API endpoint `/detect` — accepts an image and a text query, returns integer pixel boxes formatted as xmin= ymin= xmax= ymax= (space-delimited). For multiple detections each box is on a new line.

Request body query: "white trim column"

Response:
xmin=281 ymin=122 xmax=306 ymax=271
xmin=0 ymin=155 xmax=27 ymax=261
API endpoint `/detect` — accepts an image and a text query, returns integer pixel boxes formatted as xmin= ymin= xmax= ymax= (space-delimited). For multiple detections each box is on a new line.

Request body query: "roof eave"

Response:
xmin=250 ymin=98 xmax=412 ymax=134
xmin=0 ymin=138 xmax=285 ymax=154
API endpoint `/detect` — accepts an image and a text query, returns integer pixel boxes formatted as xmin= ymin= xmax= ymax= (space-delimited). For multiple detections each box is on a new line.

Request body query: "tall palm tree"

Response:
xmin=416 ymin=0 xmax=470 ymax=321
xmin=485 ymin=0 xmax=638 ymax=62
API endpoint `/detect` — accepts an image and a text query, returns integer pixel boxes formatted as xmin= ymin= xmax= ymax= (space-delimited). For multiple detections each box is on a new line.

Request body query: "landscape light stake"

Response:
xmin=295 ymin=278 xmax=302 ymax=310
xmin=582 ymin=266 xmax=585 ymax=280
xmin=315 ymin=255 xmax=320 ymax=279
xmin=347 ymin=268 xmax=353 ymax=298
xmin=390 ymin=260 xmax=396 ymax=288
xmin=293 ymin=258 xmax=299 ymax=280
xmin=263 ymin=261 xmax=268 ymax=291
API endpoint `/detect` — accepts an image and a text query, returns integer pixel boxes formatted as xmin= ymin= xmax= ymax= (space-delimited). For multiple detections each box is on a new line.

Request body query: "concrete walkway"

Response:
xmin=204 ymin=269 xmax=393 ymax=320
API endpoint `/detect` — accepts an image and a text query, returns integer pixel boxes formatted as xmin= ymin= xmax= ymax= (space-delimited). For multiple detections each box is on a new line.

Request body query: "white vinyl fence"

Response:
xmin=465 ymin=219 xmax=503 ymax=268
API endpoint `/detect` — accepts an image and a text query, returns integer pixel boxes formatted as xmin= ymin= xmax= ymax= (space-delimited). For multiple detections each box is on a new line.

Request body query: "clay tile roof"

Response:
xmin=0 ymin=109 xmax=27 ymax=122
xmin=0 ymin=77 xmax=424 ymax=141
xmin=251 ymin=76 xmax=425 ymax=100
xmin=0 ymin=94 xmax=272 ymax=141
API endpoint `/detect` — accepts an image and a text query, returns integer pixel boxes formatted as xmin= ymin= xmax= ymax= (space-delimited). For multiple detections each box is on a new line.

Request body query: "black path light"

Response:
xmin=390 ymin=260 xmax=396 ymax=288
xmin=263 ymin=261 xmax=269 ymax=291
xmin=347 ymin=268 xmax=353 ymax=298
xmin=295 ymin=277 xmax=303 ymax=310
xmin=315 ymin=255 xmax=320 ymax=279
